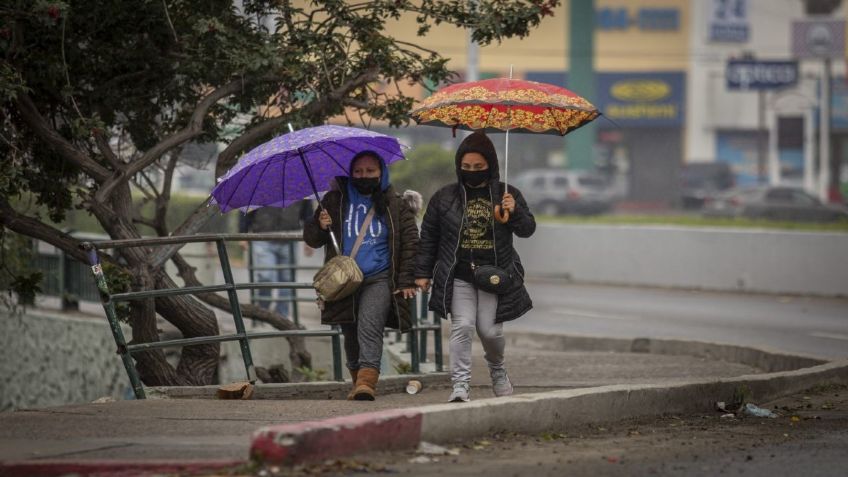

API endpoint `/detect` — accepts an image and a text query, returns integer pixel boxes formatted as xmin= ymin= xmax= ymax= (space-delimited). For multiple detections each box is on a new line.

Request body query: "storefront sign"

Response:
xmin=597 ymin=72 xmax=685 ymax=127
xmin=726 ymin=60 xmax=799 ymax=90
xmin=708 ymin=0 xmax=749 ymax=42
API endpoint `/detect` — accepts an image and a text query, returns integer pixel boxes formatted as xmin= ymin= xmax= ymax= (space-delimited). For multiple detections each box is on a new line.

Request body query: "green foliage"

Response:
xmin=10 ymin=272 xmax=43 ymax=306
xmin=0 ymin=0 xmax=556 ymax=311
xmin=0 ymin=230 xmax=40 ymax=307
xmin=101 ymin=261 xmax=132 ymax=322
xmin=540 ymin=431 xmax=567 ymax=441
xmin=732 ymin=384 xmax=753 ymax=407
xmin=391 ymin=144 xmax=456 ymax=205
xmin=294 ymin=366 xmax=328 ymax=382
xmin=393 ymin=361 xmax=412 ymax=375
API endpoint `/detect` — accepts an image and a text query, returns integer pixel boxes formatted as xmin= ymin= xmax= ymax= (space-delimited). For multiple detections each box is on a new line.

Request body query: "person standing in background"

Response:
xmin=240 ymin=199 xmax=313 ymax=317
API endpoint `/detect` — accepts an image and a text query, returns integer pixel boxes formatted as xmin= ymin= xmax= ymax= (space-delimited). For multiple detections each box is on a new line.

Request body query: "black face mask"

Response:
xmin=460 ymin=169 xmax=489 ymax=187
xmin=351 ymin=177 xmax=380 ymax=195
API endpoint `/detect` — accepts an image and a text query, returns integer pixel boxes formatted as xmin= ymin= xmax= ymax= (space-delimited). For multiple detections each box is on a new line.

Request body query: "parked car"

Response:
xmin=511 ymin=169 xmax=614 ymax=216
xmin=680 ymin=162 xmax=735 ymax=209
xmin=702 ymin=186 xmax=848 ymax=222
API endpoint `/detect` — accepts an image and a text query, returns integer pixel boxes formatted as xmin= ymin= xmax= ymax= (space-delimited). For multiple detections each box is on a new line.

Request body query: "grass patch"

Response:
xmin=538 ymin=214 xmax=848 ymax=232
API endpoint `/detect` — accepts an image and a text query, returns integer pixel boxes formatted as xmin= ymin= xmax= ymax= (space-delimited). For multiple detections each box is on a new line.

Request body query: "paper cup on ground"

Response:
xmin=406 ymin=380 xmax=423 ymax=394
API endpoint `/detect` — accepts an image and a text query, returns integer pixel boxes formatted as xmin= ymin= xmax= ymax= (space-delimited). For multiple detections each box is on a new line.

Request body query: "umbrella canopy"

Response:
xmin=211 ymin=125 xmax=406 ymax=213
xmin=409 ymin=77 xmax=600 ymax=136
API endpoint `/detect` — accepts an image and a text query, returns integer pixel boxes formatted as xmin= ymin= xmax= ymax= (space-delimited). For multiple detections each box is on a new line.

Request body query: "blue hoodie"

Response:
xmin=341 ymin=156 xmax=391 ymax=277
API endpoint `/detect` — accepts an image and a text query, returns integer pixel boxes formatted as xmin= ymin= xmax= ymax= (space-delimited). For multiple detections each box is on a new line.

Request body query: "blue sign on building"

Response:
xmin=596 ymin=8 xmax=679 ymax=31
xmin=525 ymin=71 xmax=685 ymax=128
xmin=726 ymin=60 xmax=798 ymax=90
xmin=708 ymin=0 xmax=749 ymax=42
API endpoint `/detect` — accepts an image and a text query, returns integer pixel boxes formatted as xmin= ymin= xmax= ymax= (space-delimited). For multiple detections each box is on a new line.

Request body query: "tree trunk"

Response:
xmin=171 ymin=252 xmax=312 ymax=371
xmin=154 ymin=270 xmax=221 ymax=385
xmin=125 ymin=268 xmax=187 ymax=386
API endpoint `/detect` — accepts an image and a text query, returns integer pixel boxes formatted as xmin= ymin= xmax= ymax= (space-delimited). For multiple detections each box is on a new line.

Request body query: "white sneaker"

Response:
xmin=448 ymin=382 xmax=470 ymax=402
xmin=490 ymin=368 xmax=514 ymax=397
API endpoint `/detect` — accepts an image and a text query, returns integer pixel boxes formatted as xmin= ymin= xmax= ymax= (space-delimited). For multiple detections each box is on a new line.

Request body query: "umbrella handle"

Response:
xmin=493 ymin=205 xmax=509 ymax=224
xmin=327 ymin=228 xmax=341 ymax=253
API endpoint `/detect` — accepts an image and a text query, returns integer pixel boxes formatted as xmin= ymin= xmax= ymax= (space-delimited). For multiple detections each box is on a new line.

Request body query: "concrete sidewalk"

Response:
xmin=0 ymin=332 xmax=844 ymax=475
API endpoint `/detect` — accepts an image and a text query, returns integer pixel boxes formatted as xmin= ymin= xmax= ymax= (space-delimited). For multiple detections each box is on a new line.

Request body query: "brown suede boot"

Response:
xmin=353 ymin=367 xmax=379 ymax=401
xmin=346 ymin=368 xmax=359 ymax=401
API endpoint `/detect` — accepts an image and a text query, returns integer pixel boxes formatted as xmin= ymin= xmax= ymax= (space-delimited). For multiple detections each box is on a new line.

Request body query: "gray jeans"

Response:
xmin=340 ymin=269 xmax=391 ymax=371
xmin=449 ymin=279 xmax=504 ymax=384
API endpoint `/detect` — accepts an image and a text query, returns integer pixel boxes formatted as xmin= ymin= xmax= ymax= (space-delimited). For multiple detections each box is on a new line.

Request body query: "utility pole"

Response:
xmin=757 ymin=89 xmax=767 ymax=184
xmin=566 ymin=0 xmax=597 ymax=171
xmin=467 ymin=28 xmax=479 ymax=83
xmin=818 ymin=58 xmax=831 ymax=202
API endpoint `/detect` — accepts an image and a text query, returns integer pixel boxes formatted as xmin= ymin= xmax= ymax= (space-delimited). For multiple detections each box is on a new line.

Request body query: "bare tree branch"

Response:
xmin=146 ymin=68 xmax=381 ymax=269
xmin=95 ymin=75 xmax=283 ymax=202
xmin=155 ymin=152 xmax=180 ymax=233
xmin=148 ymin=201 xmax=219 ymax=269
xmin=0 ymin=199 xmax=89 ymax=264
xmin=215 ymin=66 xmax=380 ymax=176
xmin=93 ymin=131 xmax=123 ymax=170
xmin=15 ymin=94 xmax=111 ymax=182
xmin=136 ymin=172 xmax=160 ymax=200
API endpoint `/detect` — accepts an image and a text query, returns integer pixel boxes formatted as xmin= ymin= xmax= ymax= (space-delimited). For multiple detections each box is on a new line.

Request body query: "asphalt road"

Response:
xmin=294 ymin=384 xmax=848 ymax=477
xmin=511 ymin=279 xmax=848 ymax=360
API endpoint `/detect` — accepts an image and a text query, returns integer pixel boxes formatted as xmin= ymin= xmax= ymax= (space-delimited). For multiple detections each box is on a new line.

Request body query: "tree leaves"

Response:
xmin=1 ymin=0 xmax=555 ymax=290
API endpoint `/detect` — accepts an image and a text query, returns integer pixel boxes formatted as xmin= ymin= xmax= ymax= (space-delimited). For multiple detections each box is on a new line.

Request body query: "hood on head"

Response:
xmin=454 ymin=131 xmax=499 ymax=182
xmin=348 ymin=150 xmax=391 ymax=191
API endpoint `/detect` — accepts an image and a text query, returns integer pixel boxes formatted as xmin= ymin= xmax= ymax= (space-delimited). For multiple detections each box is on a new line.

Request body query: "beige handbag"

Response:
xmin=312 ymin=207 xmax=375 ymax=303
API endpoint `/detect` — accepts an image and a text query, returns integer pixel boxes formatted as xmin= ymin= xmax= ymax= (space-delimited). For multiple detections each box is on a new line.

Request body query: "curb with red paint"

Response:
xmin=0 ymin=459 xmax=244 ymax=477
xmin=248 ymin=359 xmax=848 ymax=466
xmin=250 ymin=408 xmax=424 ymax=465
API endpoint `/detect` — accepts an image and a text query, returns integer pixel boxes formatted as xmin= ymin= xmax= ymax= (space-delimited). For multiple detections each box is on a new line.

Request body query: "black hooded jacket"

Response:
xmin=414 ymin=131 xmax=536 ymax=323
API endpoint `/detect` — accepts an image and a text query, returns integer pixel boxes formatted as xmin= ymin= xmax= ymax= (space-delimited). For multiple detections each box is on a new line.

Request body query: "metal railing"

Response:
xmin=246 ymin=241 xmax=321 ymax=327
xmin=408 ymin=290 xmax=444 ymax=374
xmin=80 ymin=232 xmax=442 ymax=400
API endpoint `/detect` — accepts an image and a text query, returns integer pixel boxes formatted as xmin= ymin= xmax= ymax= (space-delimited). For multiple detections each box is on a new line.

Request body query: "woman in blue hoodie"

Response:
xmin=304 ymin=151 xmax=420 ymax=400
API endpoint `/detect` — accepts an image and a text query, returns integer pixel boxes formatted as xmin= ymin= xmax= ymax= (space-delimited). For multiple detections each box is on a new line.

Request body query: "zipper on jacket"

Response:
xmin=488 ymin=185 xmax=499 ymax=267
xmin=443 ymin=185 xmax=464 ymax=314
xmin=387 ymin=206 xmax=400 ymax=321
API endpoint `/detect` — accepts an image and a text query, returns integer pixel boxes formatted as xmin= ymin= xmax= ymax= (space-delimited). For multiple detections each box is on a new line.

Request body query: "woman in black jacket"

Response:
xmin=414 ymin=131 xmax=536 ymax=402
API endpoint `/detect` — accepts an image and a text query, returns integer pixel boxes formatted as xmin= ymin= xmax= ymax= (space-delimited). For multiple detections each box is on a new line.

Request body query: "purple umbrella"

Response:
xmin=211 ymin=125 xmax=406 ymax=213
xmin=211 ymin=124 xmax=406 ymax=251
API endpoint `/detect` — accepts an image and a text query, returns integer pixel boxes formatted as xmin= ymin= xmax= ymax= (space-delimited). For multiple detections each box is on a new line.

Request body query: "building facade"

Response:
xmin=362 ymin=1 xmax=848 ymax=204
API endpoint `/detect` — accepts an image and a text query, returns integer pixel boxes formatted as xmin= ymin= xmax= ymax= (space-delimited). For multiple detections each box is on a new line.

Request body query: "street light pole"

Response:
xmin=818 ymin=58 xmax=831 ymax=202
xmin=757 ymin=89 xmax=767 ymax=184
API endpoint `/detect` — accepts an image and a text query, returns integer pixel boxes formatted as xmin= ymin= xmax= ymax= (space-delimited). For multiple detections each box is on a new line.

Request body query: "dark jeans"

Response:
xmin=340 ymin=269 xmax=391 ymax=371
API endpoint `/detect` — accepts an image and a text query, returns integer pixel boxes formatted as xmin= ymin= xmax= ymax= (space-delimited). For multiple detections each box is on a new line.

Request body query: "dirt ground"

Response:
xmin=229 ymin=383 xmax=848 ymax=477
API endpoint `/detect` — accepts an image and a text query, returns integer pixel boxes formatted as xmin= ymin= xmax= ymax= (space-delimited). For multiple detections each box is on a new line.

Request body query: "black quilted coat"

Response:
xmin=303 ymin=177 xmax=419 ymax=331
xmin=415 ymin=132 xmax=536 ymax=323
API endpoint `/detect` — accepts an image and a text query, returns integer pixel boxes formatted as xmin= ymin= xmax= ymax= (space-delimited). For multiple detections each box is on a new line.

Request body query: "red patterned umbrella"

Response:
xmin=410 ymin=74 xmax=600 ymax=221
xmin=410 ymin=77 xmax=599 ymax=136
